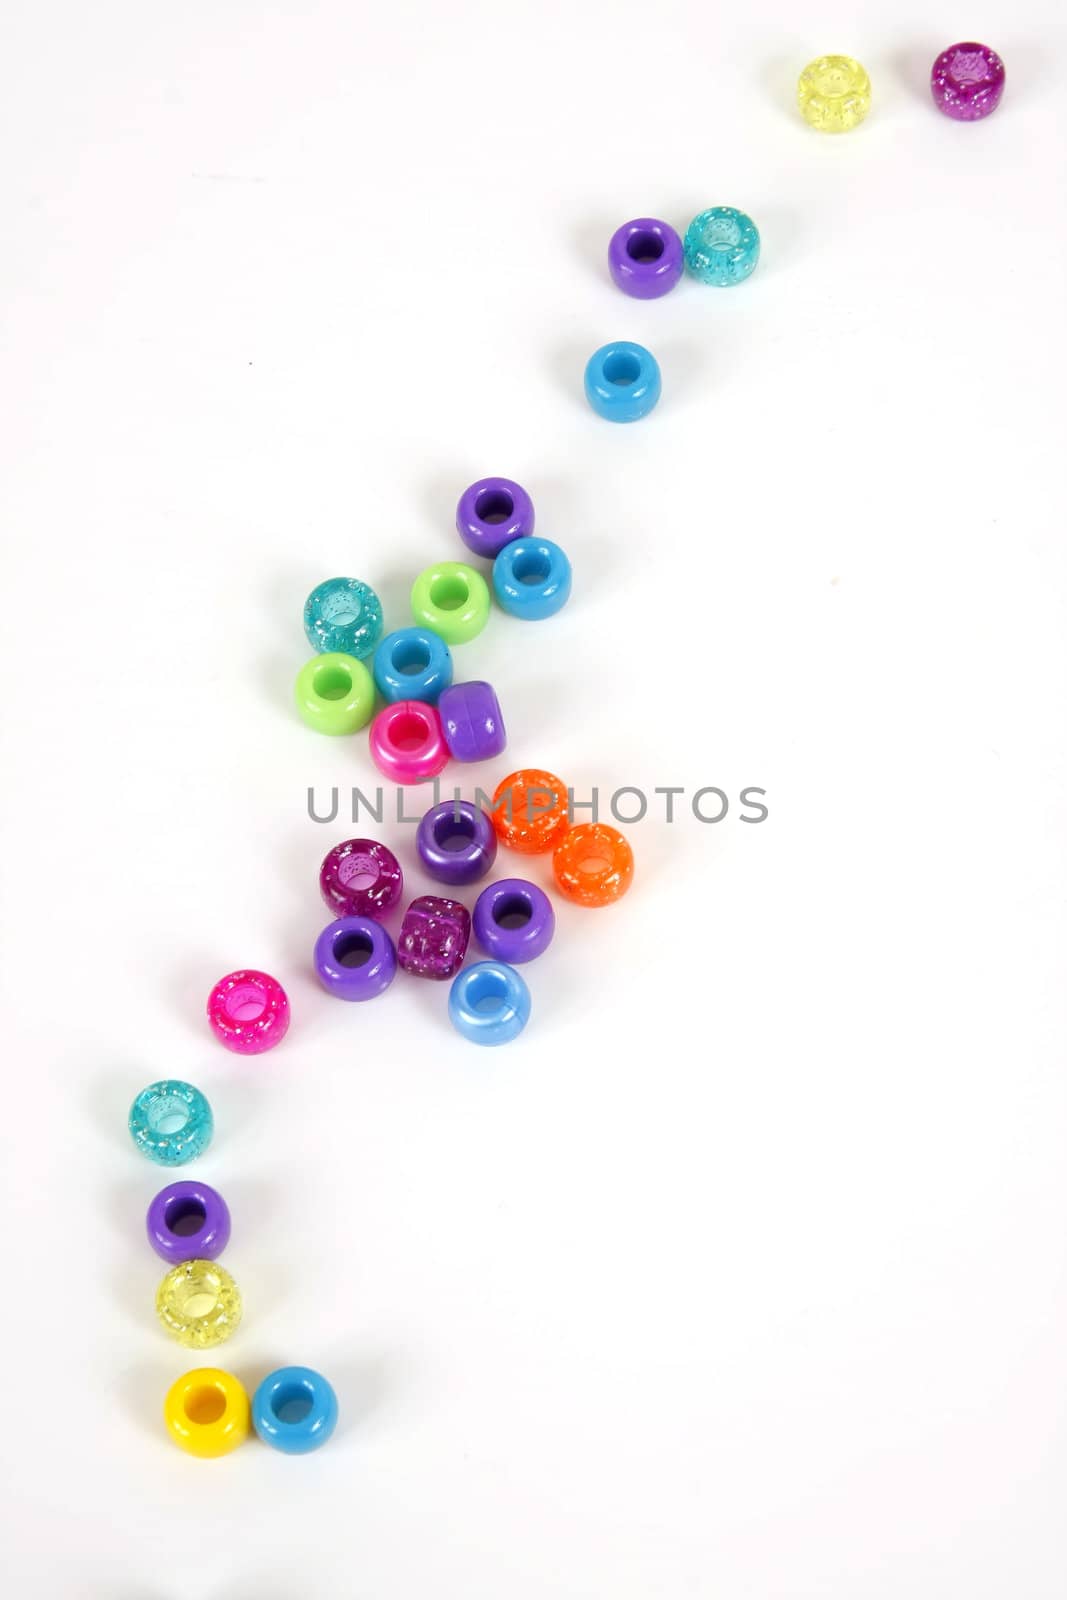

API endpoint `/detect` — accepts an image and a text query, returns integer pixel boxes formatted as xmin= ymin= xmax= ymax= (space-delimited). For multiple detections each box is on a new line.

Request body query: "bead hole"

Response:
xmin=703 ymin=216 xmax=742 ymax=250
xmin=578 ymin=854 xmax=611 ymax=875
xmin=313 ymin=664 xmax=353 ymax=701
xmin=948 ymin=50 xmax=991 ymax=86
xmin=433 ymin=811 xmax=476 ymax=852
xmin=474 ymin=488 xmax=514 ymax=525
xmin=225 ymin=984 xmax=266 ymax=1023
xmin=626 ymin=230 xmax=664 ymax=263
xmin=338 ymin=853 xmax=379 ymax=891
xmin=149 ymin=1096 xmax=190 ymax=1136
xmin=392 ymin=638 xmax=431 ymax=675
xmin=390 ymin=709 xmax=431 ymax=751
xmin=430 ymin=574 xmax=469 ymax=611
xmin=511 ymin=550 xmax=550 ymax=586
xmin=603 ymin=351 xmax=641 ymax=387
xmin=321 ymin=593 xmax=361 ymax=627
xmin=272 ymin=1382 xmax=314 ymax=1424
xmin=493 ymin=893 xmax=532 ymax=930
xmin=177 ymin=1276 xmax=220 ymax=1319
xmin=334 ymin=930 xmax=373 ymax=969
xmin=164 ymin=1197 xmax=207 ymax=1237
xmin=466 ymin=970 xmax=509 ymax=1014
xmin=185 ymin=1385 xmax=227 ymax=1426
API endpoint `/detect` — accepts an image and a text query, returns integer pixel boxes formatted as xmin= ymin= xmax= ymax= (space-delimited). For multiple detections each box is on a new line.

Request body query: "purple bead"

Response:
xmin=608 ymin=218 xmax=684 ymax=299
xmin=930 ymin=43 xmax=1005 ymax=121
xmin=417 ymin=800 xmax=498 ymax=886
xmin=146 ymin=1181 xmax=231 ymax=1264
xmin=397 ymin=894 xmax=471 ymax=980
xmin=473 ymin=878 xmax=555 ymax=964
xmin=456 ymin=477 xmax=535 ymax=560
xmin=314 ymin=916 xmax=397 ymax=1001
xmin=320 ymin=838 xmax=403 ymax=921
xmin=439 ymin=680 xmax=507 ymax=764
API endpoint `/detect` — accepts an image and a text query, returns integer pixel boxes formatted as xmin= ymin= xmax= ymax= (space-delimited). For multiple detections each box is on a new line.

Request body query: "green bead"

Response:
xmin=410 ymin=561 xmax=490 ymax=646
xmin=294 ymin=652 xmax=374 ymax=734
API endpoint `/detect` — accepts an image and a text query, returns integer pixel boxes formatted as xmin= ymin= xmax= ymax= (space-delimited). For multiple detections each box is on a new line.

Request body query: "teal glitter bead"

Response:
xmin=684 ymin=207 xmax=760 ymax=287
xmin=129 ymin=1080 xmax=214 ymax=1166
xmin=303 ymin=578 xmax=383 ymax=660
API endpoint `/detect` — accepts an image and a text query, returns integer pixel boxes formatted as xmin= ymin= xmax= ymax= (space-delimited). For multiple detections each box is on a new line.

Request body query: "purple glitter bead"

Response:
xmin=320 ymin=838 xmax=403 ymax=921
xmin=930 ymin=43 xmax=1005 ymax=121
xmin=417 ymin=800 xmax=498 ymax=887
xmin=438 ymin=680 xmax=507 ymax=764
xmin=473 ymin=878 xmax=555 ymax=964
xmin=146 ymin=1180 xmax=231 ymax=1265
xmin=608 ymin=218 xmax=684 ymax=299
xmin=397 ymin=894 xmax=471 ymax=980
xmin=456 ymin=478 xmax=535 ymax=560
xmin=314 ymin=916 xmax=397 ymax=1001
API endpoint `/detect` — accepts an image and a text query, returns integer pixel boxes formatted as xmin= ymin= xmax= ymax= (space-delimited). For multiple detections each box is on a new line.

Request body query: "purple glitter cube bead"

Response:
xmin=397 ymin=894 xmax=471 ymax=980
xmin=930 ymin=43 xmax=1005 ymax=122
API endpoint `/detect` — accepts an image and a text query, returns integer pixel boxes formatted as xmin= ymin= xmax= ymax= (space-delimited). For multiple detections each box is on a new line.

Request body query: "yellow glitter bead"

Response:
xmin=797 ymin=55 xmax=871 ymax=132
xmin=164 ymin=1367 xmax=250 ymax=1458
xmin=156 ymin=1258 xmax=242 ymax=1349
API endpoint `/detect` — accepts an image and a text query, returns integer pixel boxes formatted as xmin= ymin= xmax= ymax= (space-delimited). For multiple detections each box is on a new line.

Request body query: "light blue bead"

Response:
xmin=304 ymin=577 xmax=383 ymax=659
xmin=252 ymin=1366 xmax=338 ymax=1455
xmin=128 ymin=1080 xmax=213 ymax=1167
xmin=493 ymin=538 xmax=572 ymax=621
xmin=683 ymin=206 xmax=760 ymax=286
xmin=448 ymin=960 xmax=531 ymax=1046
xmin=373 ymin=626 xmax=453 ymax=705
xmin=584 ymin=341 xmax=661 ymax=423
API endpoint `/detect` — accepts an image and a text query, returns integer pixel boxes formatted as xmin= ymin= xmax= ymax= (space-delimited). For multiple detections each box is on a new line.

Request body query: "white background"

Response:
xmin=1 ymin=1 xmax=1065 ymax=1594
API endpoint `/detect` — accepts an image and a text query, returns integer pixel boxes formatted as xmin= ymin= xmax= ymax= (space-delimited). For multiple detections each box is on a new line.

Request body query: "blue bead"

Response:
xmin=683 ymin=206 xmax=760 ymax=286
xmin=373 ymin=626 xmax=453 ymax=705
xmin=304 ymin=578 xmax=383 ymax=659
xmin=128 ymin=1080 xmax=214 ymax=1167
xmin=252 ymin=1366 xmax=339 ymax=1455
xmin=493 ymin=538 xmax=572 ymax=621
xmin=584 ymin=341 xmax=661 ymax=423
xmin=448 ymin=960 xmax=531 ymax=1046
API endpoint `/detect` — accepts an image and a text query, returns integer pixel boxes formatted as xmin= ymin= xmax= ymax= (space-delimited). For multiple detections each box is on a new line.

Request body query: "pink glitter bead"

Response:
xmin=930 ymin=43 xmax=1005 ymax=122
xmin=369 ymin=700 xmax=449 ymax=785
xmin=207 ymin=969 xmax=290 ymax=1055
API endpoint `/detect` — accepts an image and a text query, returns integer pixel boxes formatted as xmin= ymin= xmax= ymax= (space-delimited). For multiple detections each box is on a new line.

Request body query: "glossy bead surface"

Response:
xmin=684 ymin=206 xmax=760 ymax=286
xmin=164 ymin=1368 xmax=251 ymax=1458
xmin=397 ymin=894 xmax=471 ymax=980
xmin=314 ymin=915 xmax=397 ymax=1001
xmin=411 ymin=561 xmax=490 ymax=645
xmin=373 ymin=627 xmax=452 ymax=706
xmin=584 ymin=341 xmax=661 ymax=423
xmin=369 ymin=700 xmax=449 ymax=784
xmin=129 ymin=1081 xmax=214 ymax=1167
xmin=147 ymin=1181 xmax=231 ymax=1264
xmin=438 ymin=680 xmax=507 ymax=762
xmin=553 ymin=822 xmax=634 ymax=907
xmin=207 ymin=969 xmax=290 ymax=1055
xmin=608 ymin=217 xmax=684 ymax=299
xmin=252 ymin=1366 xmax=339 ymax=1455
xmin=491 ymin=769 xmax=570 ymax=854
xmin=456 ymin=477 xmax=535 ymax=560
xmin=157 ymin=1259 xmax=243 ymax=1349
xmin=417 ymin=800 xmax=498 ymax=886
xmin=320 ymin=837 xmax=403 ymax=920
xmin=303 ymin=577 xmax=383 ymax=660
xmin=449 ymin=960 xmax=530 ymax=1046
xmin=930 ymin=43 xmax=1004 ymax=121
xmin=797 ymin=55 xmax=871 ymax=132
xmin=473 ymin=878 xmax=555 ymax=964
xmin=294 ymin=652 xmax=375 ymax=735
xmin=493 ymin=538 xmax=572 ymax=620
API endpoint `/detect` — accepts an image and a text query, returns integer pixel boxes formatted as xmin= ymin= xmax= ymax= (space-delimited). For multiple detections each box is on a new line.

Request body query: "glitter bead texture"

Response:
xmin=129 ymin=1081 xmax=214 ymax=1167
xmin=684 ymin=207 xmax=760 ymax=286
xmin=797 ymin=55 xmax=872 ymax=132
xmin=930 ymin=43 xmax=1005 ymax=121
xmin=156 ymin=1259 xmax=243 ymax=1349
xmin=303 ymin=577 xmax=383 ymax=659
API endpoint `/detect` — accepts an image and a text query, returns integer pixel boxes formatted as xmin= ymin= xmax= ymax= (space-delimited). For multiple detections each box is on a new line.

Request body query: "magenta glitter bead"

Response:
xmin=438 ymin=681 xmax=507 ymax=763
xmin=147 ymin=1180 xmax=231 ymax=1264
xmin=320 ymin=837 xmax=403 ymax=921
xmin=397 ymin=894 xmax=471 ymax=980
xmin=207 ymin=969 xmax=290 ymax=1055
xmin=608 ymin=217 xmax=684 ymax=299
xmin=930 ymin=43 xmax=1005 ymax=121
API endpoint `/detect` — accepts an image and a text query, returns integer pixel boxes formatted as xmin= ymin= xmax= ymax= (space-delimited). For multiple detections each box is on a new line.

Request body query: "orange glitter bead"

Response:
xmin=552 ymin=823 xmax=634 ymax=907
xmin=491 ymin=768 xmax=570 ymax=854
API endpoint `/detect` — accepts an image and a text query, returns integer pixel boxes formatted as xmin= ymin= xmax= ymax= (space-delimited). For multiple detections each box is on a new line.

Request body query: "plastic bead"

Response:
xmin=314 ymin=915 xmax=397 ymax=1001
xmin=584 ymin=341 xmax=661 ymax=423
xmin=456 ymin=478 xmax=535 ymax=560
xmin=164 ymin=1368 xmax=251 ymax=1458
xmin=303 ymin=577 xmax=383 ymax=660
xmin=129 ymin=1081 xmax=214 ymax=1167
xmin=397 ymin=894 xmax=471 ymax=980
xmin=207 ymin=969 xmax=290 ymax=1055
xmin=438 ymin=680 xmax=507 ymax=762
xmin=319 ymin=837 xmax=403 ymax=920
xmin=493 ymin=538 xmax=572 ymax=621
xmin=369 ymin=700 xmax=449 ymax=784
xmin=146 ymin=1181 xmax=231 ymax=1264
xmin=448 ymin=961 xmax=530 ymax=1046
xmin=608 ymin=217 xmax=684 ymax=299
xmin=373 ymin=626 xmax=452 ymax=706
xmin=156 ymin=1258 xmax=243 ymax=1349
xmin=552 ymin=822 xmax=634 ymax=907
xmin=411 ymin=560 xmax=490 ymax=646
xmin=930 ymin=43 xmax=1005 ymax=121
xmin=294 ymin=651 xmax=375 ymax=736
xmin=473 ymin=878 xmax=555 ymax=964
xmin=490 ymin=768 xmax=570 ymax=854
xmin=251 ymin=1366 xmax=339 ymax=1455
xmin=797 ymin=55 xmax=871 ymax=132
xmin=417 ymin=800 xmax=498 ymax=886
xmin=683 ymin=206 xmax=760 ymax=286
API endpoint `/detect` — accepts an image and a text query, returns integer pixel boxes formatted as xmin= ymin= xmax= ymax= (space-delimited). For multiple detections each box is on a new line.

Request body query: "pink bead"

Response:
xmin=207 ymin=969 xmax=290 ymax=1055
xmin=369 ymin=700 xmax=448 ymax=785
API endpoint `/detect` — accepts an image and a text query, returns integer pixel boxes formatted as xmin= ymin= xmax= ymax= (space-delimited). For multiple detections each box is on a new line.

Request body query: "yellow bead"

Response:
xmin=156 ymin=1258 xmax=242 ymax=1349
xmin=797 ymin=55 xmax=871 ymax=132
xmin=164 ymin=1367 xmax=250 ymax=1458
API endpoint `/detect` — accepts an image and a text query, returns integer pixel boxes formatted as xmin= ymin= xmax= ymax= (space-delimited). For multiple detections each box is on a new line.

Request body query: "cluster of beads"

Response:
xmin=796 ymin=44 xmax=1005 ymax=132
xmin=164 ymin=1365 xmax=338 ymax=1459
